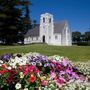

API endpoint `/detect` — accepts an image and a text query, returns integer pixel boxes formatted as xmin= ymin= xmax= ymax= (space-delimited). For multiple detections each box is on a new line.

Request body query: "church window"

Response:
xmin=32 ymin=37 xmax=33 ymax=41
xmin=36 ymin=37 xmax=38 ymax=40
xmin=49 ymin=18 xmax=51 ymax=23
xmin=55 ymin=35 xmax=58 ymax=39
xmin=43 ymin=18 xmax=45 ymax=23
xmin=49 ymin=36 xmax=51 ymax=39
xmin=43 ymin=26 xmax=45 ymax=29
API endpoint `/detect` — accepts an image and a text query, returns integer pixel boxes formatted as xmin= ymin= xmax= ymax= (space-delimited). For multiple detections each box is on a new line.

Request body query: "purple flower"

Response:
xmin=0 ymin=53 xmax=13 ymax=62
xmin=44 ymin=63 xmax=50 ymax=67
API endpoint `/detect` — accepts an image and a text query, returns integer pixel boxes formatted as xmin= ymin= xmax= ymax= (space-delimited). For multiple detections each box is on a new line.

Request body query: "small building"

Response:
xmin=24 ymin=13 xmax=72 ymax=46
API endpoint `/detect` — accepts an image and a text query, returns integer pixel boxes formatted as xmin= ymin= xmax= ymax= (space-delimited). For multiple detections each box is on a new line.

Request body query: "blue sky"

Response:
xmin=29 ymin=0 xmax=90 ymax=33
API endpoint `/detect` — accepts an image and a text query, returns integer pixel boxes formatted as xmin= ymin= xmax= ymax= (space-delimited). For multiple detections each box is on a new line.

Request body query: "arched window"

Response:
xmin=32 ymin=37 xmax=33 ymax=41
xmin=36 ymin=37 xmax=38 ymax=40
xmin=43 ymin=18 xmax=45 ymax=23
xmin=49 ymin=18 xmax=51 ymax=23
xmin=55 ymin=35 xmax=58 ymax=39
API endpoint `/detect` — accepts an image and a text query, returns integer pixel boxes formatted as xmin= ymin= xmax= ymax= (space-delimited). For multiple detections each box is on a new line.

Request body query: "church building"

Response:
xmin=24 ymin=13 xmax=72 ymax=46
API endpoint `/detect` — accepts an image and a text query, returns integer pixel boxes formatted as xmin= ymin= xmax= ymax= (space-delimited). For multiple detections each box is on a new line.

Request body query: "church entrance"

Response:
xmin=42 ymin=35 xmax=45 ymax=43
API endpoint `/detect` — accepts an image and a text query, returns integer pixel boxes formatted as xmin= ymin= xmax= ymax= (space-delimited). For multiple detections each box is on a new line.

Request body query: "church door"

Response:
xmin=42 ymin=35 xmax=45 ymax=43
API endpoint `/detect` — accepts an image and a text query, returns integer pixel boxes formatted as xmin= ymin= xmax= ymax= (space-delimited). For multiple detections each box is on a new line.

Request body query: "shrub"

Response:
xmin=77 ymin=42 xmax=90 ymax=46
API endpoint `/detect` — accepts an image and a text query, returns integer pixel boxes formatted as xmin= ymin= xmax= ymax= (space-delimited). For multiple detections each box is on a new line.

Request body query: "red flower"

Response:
xmin=7 ymin=76 xmax=13 ymax=84
xmin=6 ymin=69 xmax=16 ymax=84
xmin=29 ymin=74 xmax=36 ymax=83
xmin=0 ymin=69 xmax=8 ymax=75
xmin=1 ymin=64 xmax=7 ymax=68
xmin=0 ymin=65 xmax=8 ymax=75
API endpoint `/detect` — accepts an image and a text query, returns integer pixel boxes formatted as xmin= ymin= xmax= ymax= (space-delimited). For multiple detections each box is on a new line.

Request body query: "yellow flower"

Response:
xmin=19 ymin=72 xmax=24 ymax=78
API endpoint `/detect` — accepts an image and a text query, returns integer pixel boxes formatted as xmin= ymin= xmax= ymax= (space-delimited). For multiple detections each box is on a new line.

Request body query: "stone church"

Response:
xmin=24 ymin=13 xmax=72 ymax=46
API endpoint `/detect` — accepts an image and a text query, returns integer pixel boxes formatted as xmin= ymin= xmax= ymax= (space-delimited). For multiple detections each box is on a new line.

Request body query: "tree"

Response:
xmin=81 ymin=34 xmax=85 ymax=42
xmin=17 ymin=0 xmax=31 ymax=44
xmin=72 ymin=31 xmax=81 ymax=43
xmin=0 ymin=0 xmax=31 ymax=44
xmin=84 ymin=31 xmax=90 ymax=42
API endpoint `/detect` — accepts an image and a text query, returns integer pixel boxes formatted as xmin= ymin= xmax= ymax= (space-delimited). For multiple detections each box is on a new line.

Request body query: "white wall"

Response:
xmin=65 ymin=24 xmax=72 ymax=46
xmin=40 ymin=13 xmax=54 ymax=43
xmin=48 ymin=34 xmax=61 ymax=45
xmin=24 ymin=37 xmax=41 ymax=44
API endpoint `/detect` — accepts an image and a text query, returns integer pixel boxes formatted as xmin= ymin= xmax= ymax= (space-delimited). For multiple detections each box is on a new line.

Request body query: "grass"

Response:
xmin=0 ymin=44 xmax=90 ymax=62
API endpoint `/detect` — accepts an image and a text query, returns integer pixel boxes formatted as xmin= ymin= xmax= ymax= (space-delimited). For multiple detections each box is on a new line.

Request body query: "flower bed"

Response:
xmin=0 ymin=52 xmax=90 ymax=90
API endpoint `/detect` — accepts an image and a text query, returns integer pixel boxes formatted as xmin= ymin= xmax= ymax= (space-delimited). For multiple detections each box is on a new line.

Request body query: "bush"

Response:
xmin=77 ymin=42 xmax=90 ymax=46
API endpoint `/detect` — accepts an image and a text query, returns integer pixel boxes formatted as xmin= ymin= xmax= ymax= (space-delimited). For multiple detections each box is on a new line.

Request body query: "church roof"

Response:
xmin=24 ymin=21 xmax=67 ymax=37
xmin=54 ymin=21 xmax=66 ymax=34
xmin=24 ymin=25 xmax=39 ymax=37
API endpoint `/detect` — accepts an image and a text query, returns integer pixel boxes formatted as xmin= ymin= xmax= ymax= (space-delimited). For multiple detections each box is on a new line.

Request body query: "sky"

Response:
xmin=29 ymin=0 xmax=90 ymax=33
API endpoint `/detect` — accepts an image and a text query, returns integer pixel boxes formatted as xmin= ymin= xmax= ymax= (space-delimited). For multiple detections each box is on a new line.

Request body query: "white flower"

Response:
xmin=10 ymin=58 xmax=15 ymax=63
xmin=7 ymin=66 xmax=12 ymax=70
xmin=24 ymin=88 xmax=28 ymax=90
xmin=0 ymin=60 xmax=3 ymax=64
xmin=15 ymin=83 xmax=21 ymax=89
xmin=19 ymin=60 xmax=26 ymax=66
xmin=31 ymin=62 xmax=36 ymax=66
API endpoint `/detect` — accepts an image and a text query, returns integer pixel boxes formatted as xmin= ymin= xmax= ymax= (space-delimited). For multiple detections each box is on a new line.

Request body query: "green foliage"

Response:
xmin=85 ymin=31 xmax=90 ymax=41
xmin=72 ymin=31 xmax=81 ymax=42
xmin=72 ymin=31 xmax=90 ymax=44
xmin=0 ymin=0 xmax=31 ymax=44
xmin=77 ymin=42 xmax=90 ymax=46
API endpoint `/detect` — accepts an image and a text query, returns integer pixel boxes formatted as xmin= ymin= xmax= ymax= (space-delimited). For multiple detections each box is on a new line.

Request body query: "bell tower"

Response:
xmin=40 ymin=13 xmax=54 ymax=43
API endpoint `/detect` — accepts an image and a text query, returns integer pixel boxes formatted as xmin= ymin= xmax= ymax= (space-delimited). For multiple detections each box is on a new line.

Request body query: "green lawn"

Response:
xmin=0 ymin=44 xmax=90 ymax=62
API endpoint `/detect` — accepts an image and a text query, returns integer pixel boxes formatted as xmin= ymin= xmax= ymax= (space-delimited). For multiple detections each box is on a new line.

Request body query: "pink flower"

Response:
xmin=36 ymin=69 xmax=40 ymax=74
xmin=66 ymin=68 xmax=72 ymax=74
xmin=24 ymin=65 xmax=36 ymax=75
xmin=54 ymin=78 xmax=65 ymax=88
xmin=41 ymin=80 xmax=47 ymax=86
xmin=28 ymin=66 xmax=35 ymax=72
xmin=79 ymin=75 xmax=86 ymax=81
xmin=62 ymin=59 xmax=69 ymax=66
xmin=24 ymin=67 xmax=29 ymax=75
xmin=72 ymin=72 xmax=79 ymax=79
xmin=57 ymin=65 xmax=62 ymax=71
xmin=50 ymin=71 xmax=56 ymax=79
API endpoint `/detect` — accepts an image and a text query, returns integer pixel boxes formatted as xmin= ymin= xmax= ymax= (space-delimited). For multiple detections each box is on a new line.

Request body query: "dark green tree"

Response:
xmin=17 ymin=0 xmax=31 ymax=44
xmin=84 ymin=31 xmax=90 ymax=42
xmin=0 ymin=0 xmax=31 ymax=44
xmin=81 ymin=34 xmax=85 ymax=42
xmin=72 ymin=31 xmax=81 ymax=43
